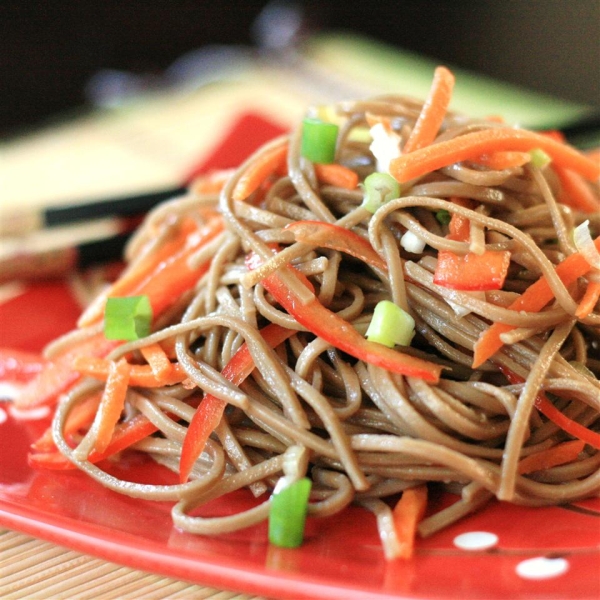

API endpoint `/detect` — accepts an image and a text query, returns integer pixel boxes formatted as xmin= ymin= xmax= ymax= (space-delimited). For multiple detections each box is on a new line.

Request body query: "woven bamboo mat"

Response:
xmin=0 ymin=529 xmax=268 ymax=599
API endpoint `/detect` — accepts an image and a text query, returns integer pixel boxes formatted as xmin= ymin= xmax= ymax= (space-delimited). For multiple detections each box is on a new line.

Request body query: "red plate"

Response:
xmin=1 ymin=114 xmax=599 ymax=600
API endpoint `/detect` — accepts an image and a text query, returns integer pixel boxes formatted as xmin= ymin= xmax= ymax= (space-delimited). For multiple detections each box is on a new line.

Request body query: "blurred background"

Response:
xmin=0 ymin=0 xmax=598 ymax=138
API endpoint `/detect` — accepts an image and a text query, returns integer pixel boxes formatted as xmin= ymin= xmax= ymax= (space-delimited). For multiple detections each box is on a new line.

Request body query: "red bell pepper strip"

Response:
xmin=179 ymin=323 xmax=296 ymax=482
xmin=245 ymin=252 xmax=443 ymax=383
xmin=283 ymin=220 xmax=387 ymax=271
xmin=433 ymin=250 xmax=511 ymax=291
xmin=500 ymin=366 xmax=600 ymax=450
xmin=473 ymin=236 xmax=600 ymax=368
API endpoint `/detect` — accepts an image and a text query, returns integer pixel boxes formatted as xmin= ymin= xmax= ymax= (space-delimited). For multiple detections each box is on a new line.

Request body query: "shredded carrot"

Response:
xmin=140 ymin=343 xmax=174 ymax=382
xmin=575 ymin=280 xmax=600 ymax=319
xmin=390 ymin=128 xmax=600 ymax=184
xmin=392 ymin=484 xmax=428 ymax=559
xmin=403 ymin=66 xmax=455 ymax=153
xmin=31 ymin=391 xmax=103 ymax=452
xmin=517 ymin=440 xmax=585 ymax=475
xmin=73 ymin=355 xmax=187 ymax=387
xmin=89 ymin=357 xmax=131 ymax=454
xmin=15 ymin=334 xmax=119 ymax=409
xmin=585 ymin=148 xmax=600 ymax=163
xmin=29 ymin=413 xmax=160 ymax=470
xmin=554 ymin=166 xmax=600 ymax=214
xmin=313 ymin=163 xmax=359 ymax=190
xmin=78 ymin=216 xmax=200 ymax=327
xmin=472 ymin=236 xmax=600 ymax=367
xmin=126 ymin=215 xmax=224 ymax=318
xmin=232 ymin=143 xmax=288 ymax=202
xmin=473 ymin=151 xmax=531 ymax=171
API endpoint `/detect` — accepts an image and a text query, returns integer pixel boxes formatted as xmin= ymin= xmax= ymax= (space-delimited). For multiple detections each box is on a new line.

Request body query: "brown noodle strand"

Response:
xmin=42 ymin=87 xmax=599 ymax=558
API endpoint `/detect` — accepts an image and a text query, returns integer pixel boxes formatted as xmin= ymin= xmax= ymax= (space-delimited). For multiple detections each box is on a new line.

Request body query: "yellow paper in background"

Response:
xmin=0 ymin=32 xmax=595 ymax=223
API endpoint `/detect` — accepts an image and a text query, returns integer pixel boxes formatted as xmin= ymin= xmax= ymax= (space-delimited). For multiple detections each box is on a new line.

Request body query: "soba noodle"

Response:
xmin=30 ymin=71 xmax=600 ymax=558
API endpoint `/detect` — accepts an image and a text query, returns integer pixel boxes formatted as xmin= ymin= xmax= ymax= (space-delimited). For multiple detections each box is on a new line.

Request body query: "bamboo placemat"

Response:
xmin=0 ymin=529 xmax=269 ymax=599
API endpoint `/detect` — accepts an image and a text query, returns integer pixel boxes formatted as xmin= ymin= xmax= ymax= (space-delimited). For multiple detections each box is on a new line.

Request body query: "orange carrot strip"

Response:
xmin=79 ymin=217 xmax=200 ymax=327
xmin=232 ymin=143 xmax=288 ymax=202
xmin=575 ymin=280 xmax=600 ymax=318
xmin=554 ymin=166 xmax=600 ymax=214
xmin=90 ymin=357 xmax=131 ymax=454
xmin=29 ymin=413 xmax=160 ymax=470
xmin=73 ymin=355 xmax=187 ymax=387
xmin=472 ymin=236 xmax=600 ymax=367
xmin=517 ymin=440 xmax=585 ymax=475
xmin=392 ymin=484 xmax=428 ymax=559
xmin=313 ymin=163 xmax=359 ymax=190
xmin=403 ymin=66 xmax=455 ymax=153
xmin=585 ymin=148 xmax=600 ymax=163
xmin=15 ymin=334 xmax=119 ymax=409
xmin=127 ymin=215 xmax=224 ymax=318
xmin=31 ymin=391 xmax=103 ymax=452
xmin=140 ymin=342 xmax=174 ymax=382
xmin=473 ymin=151 xmax=531 ymax=170
xmin=390 ymin=128 xmax=600 ymax=183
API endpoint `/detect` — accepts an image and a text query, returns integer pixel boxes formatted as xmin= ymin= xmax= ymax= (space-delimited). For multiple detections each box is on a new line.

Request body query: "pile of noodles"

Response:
xmin=44 ymin=82 xmax=600 ymax=558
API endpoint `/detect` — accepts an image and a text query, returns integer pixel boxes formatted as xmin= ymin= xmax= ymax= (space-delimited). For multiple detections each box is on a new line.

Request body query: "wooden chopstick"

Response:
xmin=1 ymin=185 xmax=187 ymax=237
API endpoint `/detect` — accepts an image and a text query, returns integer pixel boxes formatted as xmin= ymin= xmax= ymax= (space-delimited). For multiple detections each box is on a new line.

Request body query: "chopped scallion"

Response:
xmin=365 ymin=300 xmax=415 ymax=347
xmin=435 ymin=209 xmax=451 ymax=225
xmin=301 ymin=118 xmax=339 ymax=164
xmin=268 ymin=477 xmax=312 ymax=548
xmin=361 ymin=172 xmax=400 ymax=213
xmin=529 ymin=148 xmax=552 ymax=169
xmin=104 ymin=295 xmax=153 ymax=341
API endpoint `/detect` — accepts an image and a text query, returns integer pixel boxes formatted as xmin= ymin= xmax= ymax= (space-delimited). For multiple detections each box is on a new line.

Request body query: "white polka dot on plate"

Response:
xmin=0 ymin=407 xmax=7 ymax=424
xmin=453 ymin=531 xmax=499 ymax=551
xmin=516 ymin=556 xmax=569 ymax=580
xmin=8 ymin=404 xmax=51 ymax=420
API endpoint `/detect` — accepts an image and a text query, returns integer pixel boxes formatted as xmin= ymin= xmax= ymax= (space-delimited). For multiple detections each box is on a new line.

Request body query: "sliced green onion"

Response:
xmin=365 ymin=300 xmax=415 ymax=347
xmin=104 ymin=295 xmax=153 ymax=341
xmin=361 ymin=172 xmax=400 ymax=213
xmin=301 ymin=118 xmax=339 ymax=164
xmin=529 ymin=148 xmax=552 ymax=169
xmin=268 ymin=477 xmax=312 ymax=548
xmin=435 ymin=209 xmax=451 ymax=225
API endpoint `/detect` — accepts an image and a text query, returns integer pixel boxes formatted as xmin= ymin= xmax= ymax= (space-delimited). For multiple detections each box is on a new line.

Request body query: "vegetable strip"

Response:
xmin=392 ymin=484 xmax=428 ymax=559
xmin=179 ymin=323 xmax=296 ymax=482
xmin=246 ymin=252 xmax=443 ymax=382
xmin=403 ymin=66 xmax=455 ymax=153
xmin=472 ymin=236 xmax=600 ymax=367
xmin=390 ymin=128 xmax=600 ymax=183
